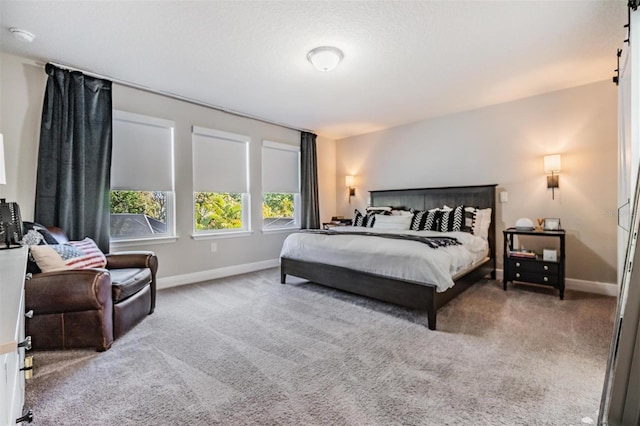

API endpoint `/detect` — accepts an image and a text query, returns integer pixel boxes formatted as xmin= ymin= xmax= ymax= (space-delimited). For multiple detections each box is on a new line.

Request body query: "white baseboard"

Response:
xmin=157 ymin=258 xmax=279 ymax=290
xmin=159 ymin=263 xmax=618 ymax=296
xmin=495 ymin=269 xmax=617 ymax=297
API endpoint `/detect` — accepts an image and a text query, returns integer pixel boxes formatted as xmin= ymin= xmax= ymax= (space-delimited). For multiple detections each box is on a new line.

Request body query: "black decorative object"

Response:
xmin=0 ymin=198 xmax=23 ymax=249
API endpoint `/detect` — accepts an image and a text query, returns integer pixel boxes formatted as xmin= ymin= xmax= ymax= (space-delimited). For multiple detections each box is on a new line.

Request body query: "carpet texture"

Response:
xmin=25 ymin=268 xmax=615 ymax=425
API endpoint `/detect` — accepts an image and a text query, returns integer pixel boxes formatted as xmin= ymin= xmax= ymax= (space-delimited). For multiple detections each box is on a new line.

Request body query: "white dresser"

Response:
xmin=0 ymin=246 xmax=31 ymax=425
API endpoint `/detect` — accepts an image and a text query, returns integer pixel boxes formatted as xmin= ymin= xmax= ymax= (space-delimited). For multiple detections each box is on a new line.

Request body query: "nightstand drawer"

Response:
xmin=507 ymin=270 xmax=559 ymax=286
xmin=507 ymin=258 xmax=558 ymax=274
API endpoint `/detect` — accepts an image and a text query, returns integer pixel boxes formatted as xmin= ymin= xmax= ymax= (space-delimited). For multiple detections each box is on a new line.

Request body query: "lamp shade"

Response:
xmin=0 ymin=134 xmax=6 ymax=185
xmin=544 ymin=154 xmax=561 ymax=173
xmin=307 ymin=46 xmax=344 ymax=72
xmin=345 ymin=175 xmax=354 ymax=187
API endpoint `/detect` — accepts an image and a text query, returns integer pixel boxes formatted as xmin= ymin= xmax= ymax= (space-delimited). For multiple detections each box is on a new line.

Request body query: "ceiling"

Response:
xmin=0 ymin=1 xmax=627 ymax=140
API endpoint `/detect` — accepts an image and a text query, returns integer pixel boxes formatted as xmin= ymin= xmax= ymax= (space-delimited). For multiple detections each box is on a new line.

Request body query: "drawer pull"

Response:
xmin=544 ymin=265 xmax=549 ymax=271
xmin=515 ymin=273 xmax=520 ymax=278
xmin=25 ymin=310 xmax=33 ymax=319
xmin=16 ymin=409 xmax=34 ymax=424
xmin=515 ymin=262 xmax=520 ymax=267
xmin=20 ymin=356 xmax=34 ymax=379
xmin=18 ymin=336 xmax=31 ymax=351
xmin=543 ymin=276 xmax=549 ymax=282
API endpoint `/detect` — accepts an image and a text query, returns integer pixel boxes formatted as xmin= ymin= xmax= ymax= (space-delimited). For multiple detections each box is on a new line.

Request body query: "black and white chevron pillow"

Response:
xmin=439 ymin=205 xmax=464 ymax=232
xmin=354 ymin=209 xmax=376 ymax=227
xmin=410 ymin=209 xmax=440 ymax=231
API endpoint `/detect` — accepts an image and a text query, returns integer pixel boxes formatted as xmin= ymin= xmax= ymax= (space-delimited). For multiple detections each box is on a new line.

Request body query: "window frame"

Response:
xmin=261 ymin=140 xmax=301 ymax=232
xmin=110 ymin=110 xmax=176 ymax=244
xmin=191 ymin=126 xmax=251 ymax=238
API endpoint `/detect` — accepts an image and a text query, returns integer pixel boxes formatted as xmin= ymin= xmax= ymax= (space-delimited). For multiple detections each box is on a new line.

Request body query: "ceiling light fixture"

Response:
xmin=9 ymin=28 xmax=35 ymax=43
xmin=307 ymin=46 xmax=344 ymax=72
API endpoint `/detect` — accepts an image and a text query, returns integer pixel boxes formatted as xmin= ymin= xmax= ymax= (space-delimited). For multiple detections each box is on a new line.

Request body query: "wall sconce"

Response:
xmin=345 ymin=175 xmax=356 ymax=203
xmin=544 ymin=154 xmax=561 ymax=200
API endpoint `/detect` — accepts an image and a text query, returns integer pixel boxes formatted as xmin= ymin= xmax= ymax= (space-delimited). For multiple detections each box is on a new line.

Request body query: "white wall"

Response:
xmin=336 ymin=81 xmax=618 ymax=287
xmin=0 ymin=54 xmax=45 ymax=215
xmin=0 ymin=52 xmax=338 ymax=285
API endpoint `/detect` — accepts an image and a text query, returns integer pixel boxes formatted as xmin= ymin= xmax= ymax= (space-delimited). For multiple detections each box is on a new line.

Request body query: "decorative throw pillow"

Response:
xmin=365 ymin=206 xmax=392 ymax=215
xmin=391 ymin=209 xmax=413 ymax=216
xmin=22 ymin=229 xmax=45 ymax=246
xmin=22 ymin=221 xmax=59 ymax=244
xmin=373 ymin=214 xmax=412 ymax=230
xmin=439 ymin=205 xmax=464 ymax=232
xmin=443 ymin=205 xmax=479 ymax=234
xmin=410 ymin=209 xmax=440 ymax=231
xmin=29 ymin=244 xmax=86 ymax=272
xmin=353 ymin=209 xmax=376 ymax=227
xmin=67 ymin=237 xmax=108 ymax=269
xmin=471 ymin=208 xmax=492 ymax=239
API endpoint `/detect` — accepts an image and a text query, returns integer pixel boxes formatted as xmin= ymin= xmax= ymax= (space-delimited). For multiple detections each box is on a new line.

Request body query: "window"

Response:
xmin=111 ymin=111 xmax=175 ymax=241
xmin=192 ymin=126 xmax=250 ymax=235
xmin=262 ymin=140 xmax=300 ymax=230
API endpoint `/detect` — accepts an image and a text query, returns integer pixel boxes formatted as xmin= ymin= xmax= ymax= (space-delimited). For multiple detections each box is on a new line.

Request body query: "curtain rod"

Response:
xmin=42 ymin=61 xmax=311 ymax=134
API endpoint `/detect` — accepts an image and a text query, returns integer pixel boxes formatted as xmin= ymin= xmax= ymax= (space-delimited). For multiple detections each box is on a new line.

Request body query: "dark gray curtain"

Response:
xmin=35 ymin=63 xmax=113 ymax=252
xmin=300 ymin=132 xmax=320 ymax=229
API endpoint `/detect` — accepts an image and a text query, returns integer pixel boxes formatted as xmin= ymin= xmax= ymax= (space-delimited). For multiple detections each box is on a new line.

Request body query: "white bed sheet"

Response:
xmin=280 ymin=226 xmax=489 ymax=292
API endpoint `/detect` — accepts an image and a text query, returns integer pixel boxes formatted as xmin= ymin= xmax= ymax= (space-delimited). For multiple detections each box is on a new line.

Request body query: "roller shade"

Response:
xmin=111 ymin=110 xmax=174 ymax=191
xmin=192 ymin=126 xmax=249 ymax=193
xmin=262 ymin=140 xmax=299 ymax=193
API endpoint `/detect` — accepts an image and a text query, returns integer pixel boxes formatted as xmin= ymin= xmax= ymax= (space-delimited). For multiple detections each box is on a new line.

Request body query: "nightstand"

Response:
xmin=503 ymin=228 xmax=566 ymax=299
xmin=322 ymin=220 xmax=352 ymax=230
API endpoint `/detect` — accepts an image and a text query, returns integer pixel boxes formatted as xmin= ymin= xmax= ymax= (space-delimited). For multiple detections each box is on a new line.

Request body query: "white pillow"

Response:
xmin=391 ymin=209 xmax=413 ymax=216
xmin=473 ymin=208 xmax=492 ymax=240
xmin=372 ymin=214 xmax=412 ymax=230
xmin=366 ymin=206 xmax=392 ymax=213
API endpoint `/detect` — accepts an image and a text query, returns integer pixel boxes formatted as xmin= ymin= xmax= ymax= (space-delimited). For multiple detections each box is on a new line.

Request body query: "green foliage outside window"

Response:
xmin=110 ymin=191 xmax=166 ymax=222
xmin=195 ymin=192 xmax=243 ymax=231
xmin=262 ymin=193 xmax=294 ymax=218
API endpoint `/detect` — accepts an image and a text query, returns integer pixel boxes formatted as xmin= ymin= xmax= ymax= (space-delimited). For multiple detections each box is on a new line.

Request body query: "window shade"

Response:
xmin=262 ymin=140 xmax=299 ymax=193
xmin=111 ymin=111 xmax=174 ymax=191
xmin=192 ymin=126 xmax=249 ymax=193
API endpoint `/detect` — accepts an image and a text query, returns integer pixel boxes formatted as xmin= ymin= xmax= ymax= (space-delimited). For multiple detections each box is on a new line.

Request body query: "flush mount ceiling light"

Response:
xmin=9 ymin=28 xmax=35 ymax=43
xmin=307 ymin=46 xmax=344 ymax=72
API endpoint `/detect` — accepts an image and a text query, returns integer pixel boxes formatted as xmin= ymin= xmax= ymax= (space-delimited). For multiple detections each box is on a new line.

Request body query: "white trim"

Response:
xmin=261 ymin=227 xmax=299 ymax=235
xmin=191 ymin=231 xmax=253 ymax=240
xmin=110 ymin=235 xmax=179 ymax=250
xmin=495 ymin=269 xmax=617 ymax=296
xmin=262 ymin=139 xmax=299 ymax=152
xmin=157 ymin=259 xmax=279 ymax=290
xmin=113 ymin=110 xmax=175 ymax=129
xmin=159 ymin=265 xmax=618 ymax=295
xmin=565 ymin=278 xmax=618 ymax=297
xmin=192 ymin=125 xmax=249 ymax=143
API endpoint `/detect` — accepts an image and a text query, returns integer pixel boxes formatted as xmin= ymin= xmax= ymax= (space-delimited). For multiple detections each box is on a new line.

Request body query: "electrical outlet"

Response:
xmin=210 ymin=242 xmax=217 ymax=252
xmin=500 ymin=191 xmax=508 ymax=203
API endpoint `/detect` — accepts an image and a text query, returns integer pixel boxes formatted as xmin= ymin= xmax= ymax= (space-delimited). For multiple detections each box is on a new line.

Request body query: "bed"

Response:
xmin=280 ymin=184 xmax=497 ymax=330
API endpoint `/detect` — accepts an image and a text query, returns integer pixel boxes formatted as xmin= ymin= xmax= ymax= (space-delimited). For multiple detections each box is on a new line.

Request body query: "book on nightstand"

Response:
xmin=509 ymin=249 xmax=537 ymax=259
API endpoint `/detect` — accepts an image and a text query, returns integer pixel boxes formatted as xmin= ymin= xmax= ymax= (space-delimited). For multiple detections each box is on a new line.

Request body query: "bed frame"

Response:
xmin=281 ymin=184 xmax=497 ymax=330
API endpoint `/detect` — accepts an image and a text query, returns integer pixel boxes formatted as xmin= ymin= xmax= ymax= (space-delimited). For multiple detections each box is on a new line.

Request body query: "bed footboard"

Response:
xmin=281 ymin=257 xmax=438 ymax=329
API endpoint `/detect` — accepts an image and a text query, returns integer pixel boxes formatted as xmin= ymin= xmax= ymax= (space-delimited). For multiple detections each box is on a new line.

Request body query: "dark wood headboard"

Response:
xmin=370 ymin=184 xmax=498 ymax=267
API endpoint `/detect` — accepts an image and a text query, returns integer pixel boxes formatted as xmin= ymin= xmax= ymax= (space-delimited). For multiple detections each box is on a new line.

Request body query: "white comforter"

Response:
xmin=279 ymin=226 xmax=489 ymax=292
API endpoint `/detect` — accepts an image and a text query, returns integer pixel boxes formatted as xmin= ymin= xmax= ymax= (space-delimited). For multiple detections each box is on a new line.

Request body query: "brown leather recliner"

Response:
xmin=25 ymin=227 xmax=158 ymax=351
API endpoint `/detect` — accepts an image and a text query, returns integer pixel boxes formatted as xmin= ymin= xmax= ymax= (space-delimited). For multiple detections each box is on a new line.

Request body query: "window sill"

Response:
xmin=262 ymin=227 xmax=299 ymax=235
xmin=191 ymin=231 xmax=253 ymax=240
xmin=110 ymin=235 xmax=179 ymax=249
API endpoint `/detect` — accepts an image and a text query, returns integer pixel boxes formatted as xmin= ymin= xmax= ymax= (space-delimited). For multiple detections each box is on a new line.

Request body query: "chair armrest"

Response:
xmin=25 ymin=269 xmax=112 ymax=314
xmin=106 ymin=252 xmax=158 ymax=273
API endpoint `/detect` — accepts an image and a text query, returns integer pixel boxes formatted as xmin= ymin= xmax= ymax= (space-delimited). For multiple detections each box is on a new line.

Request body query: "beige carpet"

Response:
xmin=25 ymin=268 xmax=615 ymax=425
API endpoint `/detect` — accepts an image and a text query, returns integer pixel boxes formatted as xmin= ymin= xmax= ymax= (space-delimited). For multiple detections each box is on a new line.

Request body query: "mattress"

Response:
xmin=280 ymin=226 xmax=489 ymax=292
